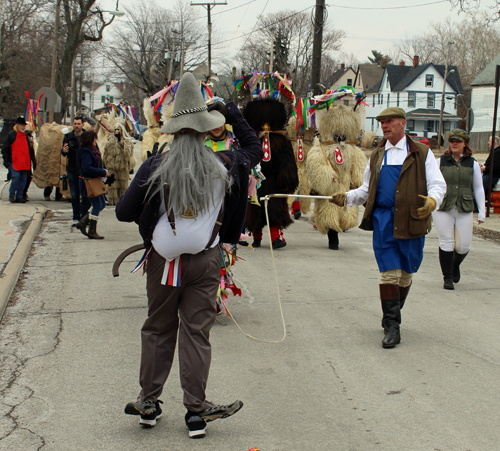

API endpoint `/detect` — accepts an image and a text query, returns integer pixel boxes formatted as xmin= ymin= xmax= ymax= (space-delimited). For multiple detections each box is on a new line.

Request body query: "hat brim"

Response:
xmin=160 ymin=110 xmax=225 ymax=134
xmin=448 ymin=135 xmax=465 ymax=142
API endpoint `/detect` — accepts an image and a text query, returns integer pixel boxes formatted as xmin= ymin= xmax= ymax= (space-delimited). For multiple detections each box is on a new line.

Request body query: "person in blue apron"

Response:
xmin=331 ymin=107 xmax=446 ymax=348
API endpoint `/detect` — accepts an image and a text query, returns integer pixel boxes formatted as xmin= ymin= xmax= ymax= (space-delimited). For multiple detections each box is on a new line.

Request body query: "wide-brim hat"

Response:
xmin=448 ymin=129 xmax=469 ymax=144
xmin=16 ymin=117 xmax=27 ymax=125
xmin=376 ymin=107 xmax=406 ymax=121
xmin=160 ymin=73 xmax=225 ymax=134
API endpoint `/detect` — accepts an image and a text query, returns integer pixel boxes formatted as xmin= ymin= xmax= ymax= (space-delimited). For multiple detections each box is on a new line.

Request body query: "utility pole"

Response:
xmin=191 ymin=1 xmax=227 ymax=76
xmin=310 ymin=0 xmax=325 ymax=96
xmin=49 ymin=0 xmax=61 ymax=123
xmin=269 ymin=28 xmax=275 ymax=74
xmin=438 ymin=62 xmax=449 ymax=152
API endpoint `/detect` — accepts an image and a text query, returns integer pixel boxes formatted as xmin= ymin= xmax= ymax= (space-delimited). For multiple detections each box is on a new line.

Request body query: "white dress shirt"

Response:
xmin=346 ymin=135 xmax=446 ymax=208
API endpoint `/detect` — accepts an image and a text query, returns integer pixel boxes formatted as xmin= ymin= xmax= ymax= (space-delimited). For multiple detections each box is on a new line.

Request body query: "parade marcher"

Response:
xmin=22 ymin=130 xmax=35 ymax=201
xmin=102 ymin=122 xmax=135 ymax=205
xmin=287 ymin=116 xmax=315 ymax=220
xmin=140 ymin=98 xmax=161 ymax=162
xmin=481 ymin=135 xmax=500 ymax=203
xmin=115 ymin=73 xmax=262 ymax=437
xmin=243 ymin=98 xmax=299 ymax=249
xmin=76 ymin=131 xmax=109 ymax=239
xmin=61 ymin=115 xmax=85 ymax=221
xmin=306 ymin=104 xmax=367 ymax=250
xmin=1 ymin=117 xmax=36 ymax=203
xmin=432 ymin=129 xmax=485 ymax=290
xmin=331 ymin=107 xmax=446 ymax=348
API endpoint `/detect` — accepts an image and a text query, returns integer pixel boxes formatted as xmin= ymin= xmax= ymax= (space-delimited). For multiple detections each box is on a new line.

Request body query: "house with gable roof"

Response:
xmin=365 ymin=57 xmax=464 ymax=141
xmin=327 ymin=64 xmax=363 ymax=107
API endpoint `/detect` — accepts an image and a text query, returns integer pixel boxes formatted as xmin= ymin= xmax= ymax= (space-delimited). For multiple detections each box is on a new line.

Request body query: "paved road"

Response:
xmin=1 ymin=195 xmax=499 ymax=450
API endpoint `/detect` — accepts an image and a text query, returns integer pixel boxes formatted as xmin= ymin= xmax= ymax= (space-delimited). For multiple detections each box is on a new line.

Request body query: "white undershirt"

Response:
xmin=346 ymin=135 xmax=447 ymax=208
xmin=152 ymin=176 xmax=226 ymax=263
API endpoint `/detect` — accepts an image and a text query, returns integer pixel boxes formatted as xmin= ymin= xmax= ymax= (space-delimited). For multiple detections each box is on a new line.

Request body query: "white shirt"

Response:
xmin=152 ymin=177 xmax=225 ymax=262
xmin=347 ymin=135 xmax=447 ymax=208
xmin=436 ymin=157 xmax=486 ymax=222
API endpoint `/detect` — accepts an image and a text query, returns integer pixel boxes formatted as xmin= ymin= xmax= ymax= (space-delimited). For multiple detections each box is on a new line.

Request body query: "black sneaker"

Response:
xmin=124 ymin=400 xmax=163 ymax=427
xmin=272 ymin=238 xmax=287 ymax=249
xmin=252 ymin=239 xmax=261 ymax=248
xmin=198 ymin=400 xmax=243 ymax=423
xmin=185 ymin=411 xmax=207 ymax=438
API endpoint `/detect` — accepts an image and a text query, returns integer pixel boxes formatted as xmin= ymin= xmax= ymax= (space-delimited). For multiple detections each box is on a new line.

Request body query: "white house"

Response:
xmin=470 ymin=54 xmax=500 ymax=133
xmin=365 ymin=58 xmax=463 ymax=139
xmin=64 ymin=81 xmax=125 ymax=120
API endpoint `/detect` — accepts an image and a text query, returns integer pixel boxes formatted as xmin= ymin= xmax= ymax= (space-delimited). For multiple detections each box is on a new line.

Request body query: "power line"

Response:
xmin=327 ymin=0 xmax=448 ymax=10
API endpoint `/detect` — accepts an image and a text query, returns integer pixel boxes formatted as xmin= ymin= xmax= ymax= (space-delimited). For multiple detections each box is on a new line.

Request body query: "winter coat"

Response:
xmin=61 ymin=131 xmax=81 ymax=174
xmin=2 ymin=127 xmax=36 ymax=170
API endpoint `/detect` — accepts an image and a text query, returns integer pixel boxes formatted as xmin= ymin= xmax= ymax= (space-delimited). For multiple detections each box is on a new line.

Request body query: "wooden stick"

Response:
xmin=260 ymin=193 xmax=333 ymax=201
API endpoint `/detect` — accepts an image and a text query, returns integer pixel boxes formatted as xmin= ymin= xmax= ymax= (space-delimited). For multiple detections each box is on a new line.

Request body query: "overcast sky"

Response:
xmin=104 ymin=0 xmax=497 ymax=73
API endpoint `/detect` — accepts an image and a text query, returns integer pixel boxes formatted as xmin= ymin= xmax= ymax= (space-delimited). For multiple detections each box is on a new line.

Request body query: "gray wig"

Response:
xmin=146 ymin=131 xmax=229 ymax=216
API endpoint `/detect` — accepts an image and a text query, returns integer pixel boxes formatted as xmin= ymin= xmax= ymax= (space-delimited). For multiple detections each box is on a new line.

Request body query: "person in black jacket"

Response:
xmin=116 ymin=73 xmax=263 ymax=437
xmin=1 ymin=117 xmax=36 ymax=203
xmin=61 ymin=115 xmax=87 ymax=221
xmin=481 ymin=135 xmax=500 ymax=201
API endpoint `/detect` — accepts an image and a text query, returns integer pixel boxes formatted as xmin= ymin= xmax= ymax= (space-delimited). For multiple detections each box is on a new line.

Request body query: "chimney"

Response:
xmin=399 ymin=60 xmax=405 ymax=66
xmin=381 ymin=56 xmax=387 ymax=68
xmin=341 ymin=62 xmax=345 ymax=70
xmin=413 ymin=55 xmax=419 ymax=68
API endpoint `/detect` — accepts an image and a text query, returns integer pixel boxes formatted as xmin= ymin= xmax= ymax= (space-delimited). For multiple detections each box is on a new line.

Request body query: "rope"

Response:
xmin=224 ymin=193 xmax=335 ymax=343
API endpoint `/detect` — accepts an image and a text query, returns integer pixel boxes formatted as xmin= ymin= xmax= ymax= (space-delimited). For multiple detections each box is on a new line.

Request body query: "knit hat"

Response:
xmin=376 ymin=107 xmax=406 ymax=121
xmin=160 ymin=73 xmax=225 ymax=134
xmin=448 ymin=129 xmax=469 ymax=144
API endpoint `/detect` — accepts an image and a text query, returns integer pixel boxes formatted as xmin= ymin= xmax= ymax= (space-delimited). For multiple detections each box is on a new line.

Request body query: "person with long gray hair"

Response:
xmin=115 ymin=73 xmax=263 ymax=438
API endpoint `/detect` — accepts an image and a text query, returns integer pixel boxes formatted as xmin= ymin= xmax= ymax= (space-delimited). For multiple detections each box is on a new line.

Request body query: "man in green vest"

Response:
xmin=331 ymin=107 xmax=446 ymax=348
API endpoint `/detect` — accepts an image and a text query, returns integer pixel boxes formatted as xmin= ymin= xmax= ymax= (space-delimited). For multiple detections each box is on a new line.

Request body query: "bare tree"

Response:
xmin=235 ymin=10 xmax=345 ymax=97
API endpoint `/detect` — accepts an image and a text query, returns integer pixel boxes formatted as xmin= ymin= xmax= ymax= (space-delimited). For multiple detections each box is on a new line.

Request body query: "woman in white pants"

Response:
xmin=432 ymin=129 xmax=485 ymax=290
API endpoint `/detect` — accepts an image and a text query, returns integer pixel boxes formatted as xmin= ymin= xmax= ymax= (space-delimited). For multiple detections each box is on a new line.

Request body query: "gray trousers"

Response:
xmin=138 ymin=247 xmax=220 ymax=412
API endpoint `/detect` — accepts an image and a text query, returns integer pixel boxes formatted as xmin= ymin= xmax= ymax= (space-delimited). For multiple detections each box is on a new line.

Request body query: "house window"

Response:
xmin=426 ymin=75 xmax=434 ymax=87
xmin=101 ymin=95 xmax=106 ymax=103
xmin=378 ymin=94 xmax=381 ymax=105
xmin=347 ymin=79 xmax=352 ymax=87
xmin=344 ymin=100 xmax=349 ymax=106
xmin=397 ymin=92 xmax=400 ymax=107
xmin=81 ymin=93 xmax=86 ymax=101
xmin=109 ymin=96 xmax=114 ymax=103
xmin=407 ymin=119 xmax=415 ymax=132
xmin=427 ymin=93 xmax=435 ymax=108
xmin=444 ymin=121 xmax=451 ymax=132
xmin=454 ymin=95 xmax=457 ymax=109
xmin=373 ymin=95 xmax=375 ymax=107
xmin=427 ymin=121 xmax=434 ymax=132
xmin=387 ymin=94 xmax=390 ymax=107
xmin=106 ymin=85 xmax=110 ymax=92
xmin=381 ymin=94 xmax=384 ymax=105
xmin=408 ymin=92 xmax=416 ymax=108
xmin=386 ymin=78 xmax=389 ymax=88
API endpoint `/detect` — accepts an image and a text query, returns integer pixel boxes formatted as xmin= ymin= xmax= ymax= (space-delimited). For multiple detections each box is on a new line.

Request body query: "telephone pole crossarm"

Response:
xmin=191 ymin=2 xmax=227 ymax=77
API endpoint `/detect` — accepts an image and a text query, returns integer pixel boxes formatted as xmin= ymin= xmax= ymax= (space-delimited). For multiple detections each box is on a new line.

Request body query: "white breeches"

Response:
xmin=432 ymin=207 xmax=472 ymax=254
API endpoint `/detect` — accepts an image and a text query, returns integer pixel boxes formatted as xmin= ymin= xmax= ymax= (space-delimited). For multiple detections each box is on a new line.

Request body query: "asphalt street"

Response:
xmin=1 ymin=192 xmax=500 ymax=450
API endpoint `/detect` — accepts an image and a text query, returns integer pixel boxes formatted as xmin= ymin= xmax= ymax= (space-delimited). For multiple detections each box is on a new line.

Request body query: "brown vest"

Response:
xmin=359 ymin=135 xmax=431 ymax=239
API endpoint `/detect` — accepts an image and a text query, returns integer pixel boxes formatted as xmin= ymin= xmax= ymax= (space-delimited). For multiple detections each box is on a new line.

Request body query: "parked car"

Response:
xmin=410 ymin=135 xmax=430 ymax=147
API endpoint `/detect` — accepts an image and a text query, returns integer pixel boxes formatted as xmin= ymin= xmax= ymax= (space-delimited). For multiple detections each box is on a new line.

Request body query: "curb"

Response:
xmin=0 ymin=209 xmax=46 ymax=320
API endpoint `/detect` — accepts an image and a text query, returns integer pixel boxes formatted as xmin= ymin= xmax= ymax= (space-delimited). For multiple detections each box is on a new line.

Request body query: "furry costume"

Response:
xmin=243 ymin=98 xmax=299 ymax=245
xmin=286 ymin=116 xmax=315 ymax=216
xmin=141 ymin=98 xmax=161 ymax=162
xmin=102 ymin=123 xmax=135 ymax=205
xmin=95 ymin=113 xmax=114 ymax=150
xmin=306 ymin=104 xmax=367 ymax=247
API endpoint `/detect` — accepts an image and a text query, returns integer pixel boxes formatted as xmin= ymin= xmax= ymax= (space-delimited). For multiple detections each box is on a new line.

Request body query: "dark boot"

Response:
xmin=327 ymin=229 xmax=339 ymax=250
xmin=439 ymin=248 xmax=454 ymax=290
xmin=452 ymin=251 xmax=468 ymax=283
xmin=75 ymin=213 xmax=90 ymax=236
xmin=399 ymin=283 xmax=411 ymax=310
xmin=87 ymin=219 xmax=104 ymax=240
xmin=380 ymin=284 xmax=401 ymax=348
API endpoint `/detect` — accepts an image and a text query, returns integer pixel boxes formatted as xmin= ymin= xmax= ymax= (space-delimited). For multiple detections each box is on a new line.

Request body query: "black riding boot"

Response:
xmin=439 ymin=248 xmax=454 ymax=290
xmin=452 ymin=251 xmax=468 ymax=283
xmin=327 ymin=229 xmax=339 ymax=250
xmin=380 ymin=284 xmax=401 ymax=348
xmin=399 ymin=283 xmax=411 ymax=310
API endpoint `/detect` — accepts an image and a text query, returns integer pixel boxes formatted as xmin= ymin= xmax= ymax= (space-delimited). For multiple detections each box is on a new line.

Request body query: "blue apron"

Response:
xmin=372 ymin=149 xmax=425 ymax=274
